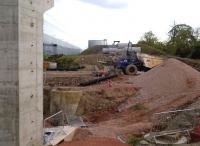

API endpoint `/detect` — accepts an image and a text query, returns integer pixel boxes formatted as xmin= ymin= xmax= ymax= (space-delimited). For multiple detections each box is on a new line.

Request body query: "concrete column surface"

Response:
xmin=0 ymin=0 xmax=53 ymax=146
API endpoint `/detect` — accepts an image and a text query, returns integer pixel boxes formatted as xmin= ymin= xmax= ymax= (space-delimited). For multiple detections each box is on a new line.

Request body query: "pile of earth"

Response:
xmin=59 ymin=137 xmax=129 ymax=146
xmin=87 ymin=59 xmax=200 ymax=139
xmin=76 ymin=83 xmax=138 ymax=120
xmin=56 ymin=58 xmax=200 ymax=143
xmin=133 ymin=58 xmax=200 ymax=99
xmin=119 ymin=58 xmax=200 ymax=111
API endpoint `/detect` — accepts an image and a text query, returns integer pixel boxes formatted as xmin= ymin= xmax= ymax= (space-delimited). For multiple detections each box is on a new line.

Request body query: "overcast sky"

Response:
xmin=44 ymin=0 xmax=200 ymax=50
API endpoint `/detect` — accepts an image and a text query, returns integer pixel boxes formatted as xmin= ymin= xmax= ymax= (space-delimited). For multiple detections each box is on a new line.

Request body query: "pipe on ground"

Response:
xmin=79 ymin=74 xmax=118 ymax=86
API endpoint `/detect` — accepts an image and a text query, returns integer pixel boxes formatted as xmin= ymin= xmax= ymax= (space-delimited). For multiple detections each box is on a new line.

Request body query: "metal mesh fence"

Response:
xmin=151 ymin=109 xmax=200 ymax=135
xmin=147 ymin=109 xmax=200 ymax=144
xmin=44 ymin=111 xmax=66 ymax=128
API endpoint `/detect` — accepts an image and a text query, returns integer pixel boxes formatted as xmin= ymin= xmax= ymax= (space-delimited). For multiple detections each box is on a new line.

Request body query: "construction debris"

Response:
xmin=144 ymin=108 xmax=200 ymax=145
xmin=44 ymin=126 xmax=77 ymax=145
xmin=66 ymin=116 xmax=87 ymax=128
xmin=45 ymin=71 xmax=95 ymax=87
xmin=43 ymin=58 xmax=200 ymax=145
xmin=79 ymin=74 xmax=118 ymax=86
xmin=58 ymin=137 xmax=130 ymax=146
xmin=132 ymin=58 xmax=200 ymax=99
xmin=119 ymin=58 xmax=200 ymax=111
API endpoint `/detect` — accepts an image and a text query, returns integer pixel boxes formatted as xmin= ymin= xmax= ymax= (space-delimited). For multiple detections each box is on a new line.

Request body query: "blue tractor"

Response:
xmin=103 ymin=41 xmax=150 ymax=75
xmin=116 ymin=57 xmax=147 ymax=75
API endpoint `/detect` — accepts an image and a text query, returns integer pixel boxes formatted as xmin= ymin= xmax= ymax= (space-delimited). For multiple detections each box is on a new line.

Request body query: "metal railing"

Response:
xmin=149 ymin=108 xmax=200 ymax=144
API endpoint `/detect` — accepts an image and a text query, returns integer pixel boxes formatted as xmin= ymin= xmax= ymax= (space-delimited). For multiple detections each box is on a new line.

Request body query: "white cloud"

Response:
xmin=44 ymin=0 xmax=200 ymax=49
xmin=78 ymin=0 xmax=128 ymax=9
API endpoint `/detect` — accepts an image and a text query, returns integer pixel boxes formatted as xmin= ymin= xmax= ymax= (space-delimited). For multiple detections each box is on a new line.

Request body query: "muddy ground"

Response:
xmin=44 ymin=59 xmax=200 ymax=145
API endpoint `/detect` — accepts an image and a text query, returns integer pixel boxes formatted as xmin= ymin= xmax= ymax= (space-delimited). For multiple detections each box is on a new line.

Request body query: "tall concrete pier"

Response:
xmin=0 ymin=0 xmax=53 ymax=146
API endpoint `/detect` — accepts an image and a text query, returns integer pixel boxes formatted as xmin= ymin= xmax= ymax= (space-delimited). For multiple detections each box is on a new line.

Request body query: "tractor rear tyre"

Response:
xmin=125 ymin=64 xmax=138 ymax=75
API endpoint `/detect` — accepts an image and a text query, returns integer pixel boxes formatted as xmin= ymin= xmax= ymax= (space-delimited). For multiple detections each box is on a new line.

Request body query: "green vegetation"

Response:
xmin=136 ymin=44 xmax=167 ymax=56
xmin=127 ymin=137 xmax=143 ymax=146
xmin=45 ymin=23 xmax=200 ymax=67
xmin=45 ymin=54 xmax=82 ymax=70
xmin=138 ymin=23 xmax=200 ymax=59
xmin=81 ymin=45 xmax=106 ymax=55
xmin=43 ymin=53 xmax=50 ymax=61
xmin=130 ymin=103 xmax=147 ymax=111
xmin=82 ymin=23 xmax=200 ymax=59
xmin=190 ymin=41 xmax=200 ymax=59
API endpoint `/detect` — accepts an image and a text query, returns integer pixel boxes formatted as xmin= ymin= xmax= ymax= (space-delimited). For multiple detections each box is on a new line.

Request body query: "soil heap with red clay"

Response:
xmin=72 ymin=128 xmax=93 ymax=141
xmin=88 ymin=59 xmax=200 ymax=139
xmin=119 ymin=58 xmax=200 ymax=111
xmin=134 ymin=58 xmax=200 ymax=98
xmin=59 ymin=137 xmax=130 ymax=146
xmin=60 ymin=58 xmax=200 ymax=145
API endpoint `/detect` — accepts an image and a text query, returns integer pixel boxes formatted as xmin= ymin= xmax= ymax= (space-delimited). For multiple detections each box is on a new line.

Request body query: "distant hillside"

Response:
xmin=44 ymin=34 xmax=82 ymax=56
xmin=136 ymin=44 xmax=167 ymax=56
xmin=81 ymin=45 xmax=106 ymax=55
xmin=82 ymin=44 xmax=167 ymax=56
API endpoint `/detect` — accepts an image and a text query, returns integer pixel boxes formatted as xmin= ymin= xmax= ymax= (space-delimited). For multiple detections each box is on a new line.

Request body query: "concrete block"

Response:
xmin=0 ymin=24 xmax=18 ymax=41
xmin=0 ymin=49 xmax=18 ymax=70
xmin=0 ymin=0 xmax=54 ymax=145
xmin=0 ymin=6 xmax=18 ymax=24
xmin=50 ymin=90 xmax=83 ymax=115
xmin=0 ymin=0 xmax=18 ymax=6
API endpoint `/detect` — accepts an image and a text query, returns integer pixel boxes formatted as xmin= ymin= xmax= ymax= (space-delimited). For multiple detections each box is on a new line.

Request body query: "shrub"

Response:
xmin=130 ymin=103 xmax=147 ymax=111
xmin=127 ymin=137 xmax=142 ymax=146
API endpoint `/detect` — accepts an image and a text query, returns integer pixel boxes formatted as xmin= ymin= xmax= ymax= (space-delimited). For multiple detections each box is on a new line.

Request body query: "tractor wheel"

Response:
xmin=125 ymin=64 xmax=138 ymax=75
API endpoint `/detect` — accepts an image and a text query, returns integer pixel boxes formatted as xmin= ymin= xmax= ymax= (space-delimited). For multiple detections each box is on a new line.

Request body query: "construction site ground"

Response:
xmin=44 ymin=58 xmax=200 ymax=145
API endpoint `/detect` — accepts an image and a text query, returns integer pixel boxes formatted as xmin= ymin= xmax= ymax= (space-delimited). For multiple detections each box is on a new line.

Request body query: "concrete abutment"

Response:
xmin=0 ymin=0 xmax=53 ymax=145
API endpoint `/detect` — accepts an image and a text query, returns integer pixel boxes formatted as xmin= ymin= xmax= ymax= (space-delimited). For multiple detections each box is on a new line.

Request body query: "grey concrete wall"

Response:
xmin=50 ymin=89 xmax=82 ymax=115
xmin=0 ymin=1 xmax=19 ymax=145
xmin=0 ymin=0 xmax=53 ymax=146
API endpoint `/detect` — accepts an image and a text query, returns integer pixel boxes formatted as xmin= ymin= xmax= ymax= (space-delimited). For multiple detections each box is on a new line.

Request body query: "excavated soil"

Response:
xmin=44 ymin=71 xmax=95 ymax=86
xmin=76 ymin=82 xmax=138 ymax=119
xmin=72 ymin=128 xmax=93 ymax=141
xmin=133 ymin=58 xmax=200 ymax=98
xmin=119 ymin=58 xmax=200 ymax=111
xmin=86 ymin=59 xmax=200 ymax=139
xmin=47 ymin=59 xmax=200 ymax=143
xmin=59 ymin=137 xmax=130 ymax=146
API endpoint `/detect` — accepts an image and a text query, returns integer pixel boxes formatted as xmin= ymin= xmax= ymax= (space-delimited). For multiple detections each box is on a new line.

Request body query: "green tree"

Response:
xmin=139 ymin=31 xmax=158 ymax=46
xmin=43 ymin=53 xmax=50 ymax=61
xmin=167 ymin=24 xmax=196 ymax=57
xmin=138 ymin=31 xmax=166 ymax=53
xmin=190 ymin=41 xmax=200 ymax=59
xmin=194 ymin=27 xmax=200 ymax=41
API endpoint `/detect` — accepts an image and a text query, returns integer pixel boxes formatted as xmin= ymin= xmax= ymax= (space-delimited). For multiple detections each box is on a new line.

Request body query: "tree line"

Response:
xmin=138 ymin=23 xmax=200 ymax=59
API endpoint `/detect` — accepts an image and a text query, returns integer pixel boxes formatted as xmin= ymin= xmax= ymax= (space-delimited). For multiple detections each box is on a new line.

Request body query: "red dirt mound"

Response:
xmin=89 ymin=59 xmax=200 ymax=138
xmin=118 ymin=58 xmax=200 ymax=111
xmin=72 ymin=128 xmax=93 ymax=141
xmin=59 ymin=137 xmax=130 ymax=146
xmin=133 ymin=58 xmax=200 ymax=98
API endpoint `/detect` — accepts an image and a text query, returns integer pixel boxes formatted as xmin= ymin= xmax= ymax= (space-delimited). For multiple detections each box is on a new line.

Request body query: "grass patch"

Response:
xmin=137 ymin=44 xmax=167 ymax=56
xmin=81 ymin=45 xmax=105 ymax=55
xmin=130 ymin=103 xmax=147 ymax=111
xmin=127 ymin=137 xmax=143 ymax=146
xmin=45 ymin=54 xmax=82 ymax=70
